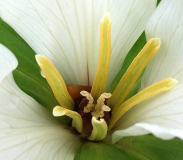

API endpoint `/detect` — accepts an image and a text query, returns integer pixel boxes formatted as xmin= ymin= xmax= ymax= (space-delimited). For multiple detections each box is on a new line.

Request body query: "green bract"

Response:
xmin=75 ymin=135 xmax=183 ymax=160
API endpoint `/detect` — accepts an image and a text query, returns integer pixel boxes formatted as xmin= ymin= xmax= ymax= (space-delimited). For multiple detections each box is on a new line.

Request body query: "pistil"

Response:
xmin=80 ymin=91 xmax=94 ymax=113
xmin=80 ymin=91 xmax=111 ymax=119
xmin=92 ymin=93 xmax=111 ymax=119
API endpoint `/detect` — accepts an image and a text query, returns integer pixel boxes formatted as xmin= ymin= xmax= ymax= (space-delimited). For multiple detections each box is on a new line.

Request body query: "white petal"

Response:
xmin=0 ymin=45 xmax=81 ymax=159
xmin=112 ymin=0 xmax=183 ymax=143
xmin=0 ymin=74 xmax=82 ymax=159
xmin=0 ymin=0 xmax=156 ymax=86
xmin=0 ymin=44 xmax=18 ymax=83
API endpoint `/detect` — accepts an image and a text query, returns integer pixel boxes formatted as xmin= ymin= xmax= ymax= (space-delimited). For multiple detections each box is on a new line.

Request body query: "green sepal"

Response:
xmin=0 ymin=18 xmax=70 ymax=124
xmin=116 ymin=134 xmax=183 ymax=160
xmin=107 ymin=32 xmax=146 ymax=99
xmin=75 ymin=135 xmax=183 ymax=160
xmin=74 ymin=142 xmax=138 ymax=160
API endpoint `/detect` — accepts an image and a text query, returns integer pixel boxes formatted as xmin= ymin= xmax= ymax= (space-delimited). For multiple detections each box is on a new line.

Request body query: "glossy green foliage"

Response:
xmin=75 ymin=135 xmax=183 ymax=160
xmin=74 ymin=142 xmax=137 ymax=160
xmin=117 ymin=135 xmax=183 ymax=160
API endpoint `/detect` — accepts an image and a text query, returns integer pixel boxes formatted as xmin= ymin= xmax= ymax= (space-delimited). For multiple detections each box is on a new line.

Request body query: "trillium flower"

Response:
xmin=0 ymin=0 xmax=183 ymax=159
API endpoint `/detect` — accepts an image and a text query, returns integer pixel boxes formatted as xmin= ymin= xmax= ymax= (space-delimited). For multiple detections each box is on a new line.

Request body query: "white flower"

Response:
xmin=0 ymin=0 xmax=183 ymax=159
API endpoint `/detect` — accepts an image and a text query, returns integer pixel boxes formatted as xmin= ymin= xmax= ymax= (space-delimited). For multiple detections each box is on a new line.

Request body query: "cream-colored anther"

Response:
xmin=92 ymin=93 xmax=111 ymax=118
xmin=80 ymin=91 xmax=94 ymax=113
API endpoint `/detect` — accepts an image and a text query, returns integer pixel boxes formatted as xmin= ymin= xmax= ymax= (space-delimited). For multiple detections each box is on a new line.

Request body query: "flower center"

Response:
xmin=35 ymin=13 xmax=178 ymax=141
xmin=76 ymin=91 xmax=111 ymax=138
xmin=80 ymin=91 xmax=111 ymax=119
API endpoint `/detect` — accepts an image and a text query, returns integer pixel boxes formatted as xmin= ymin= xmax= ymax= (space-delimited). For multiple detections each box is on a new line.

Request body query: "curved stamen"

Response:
xmin=90 ymin=13 xmax=111 ymax=101
xmin=107 ymin=38 xmax=161 ymax=109
xmin=36 ymin=55 xmax=75 ymax=110
xmin=109 ymin=78 xmax=178 ymax=130
xmin=53 ymin=106 xmax=83 ymax=133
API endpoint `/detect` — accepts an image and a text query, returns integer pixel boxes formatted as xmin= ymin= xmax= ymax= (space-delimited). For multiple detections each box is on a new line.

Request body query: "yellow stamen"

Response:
xmin=92 ymin=93 xmax=111 ymax=118
xmin=107 ymin=38 xmax=161 ymax=109
xmin=80 ymin=91 xmax=94 ymax=113
xmin=36 ymin=55 xmax=74 ymax=110
xmin=90 ymin=12 xmax=111 ymax=102
xmin=108 ymin=78 xmax=178 ymax=130
xmin=53 ymin=106 xmax=83 ymax=133
xmin=88 ymin=117 xmax=108 ymax=141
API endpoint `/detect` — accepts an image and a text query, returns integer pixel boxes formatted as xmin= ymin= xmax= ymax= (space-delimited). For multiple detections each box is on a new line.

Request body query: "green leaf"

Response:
xmin=0 ymin=18 xmax=70 ymax=124
xmin=74 ymin=142 xmax=140 ymax=160
xmin=157 ymin=0 xmax=162 ymax=6
xmin=107 ymin=32 xmax=146 ymax=99
xmin=75 ymin=135 xmax=183 ymax=160
xmin=116 ymin=134 xmax=183 ymax=160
